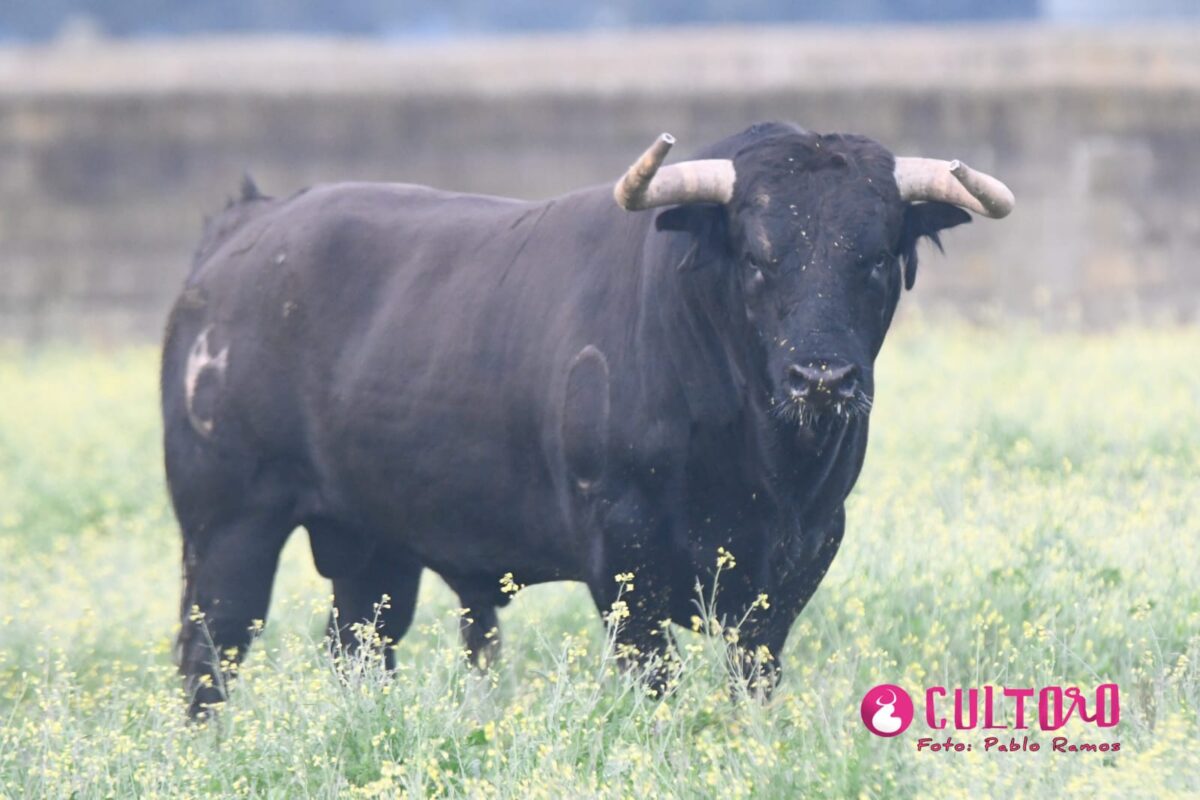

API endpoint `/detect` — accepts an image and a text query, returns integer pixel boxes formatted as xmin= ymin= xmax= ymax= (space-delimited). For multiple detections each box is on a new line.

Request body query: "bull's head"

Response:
xmin=614 ymin=127 xmax=1013 ymax=430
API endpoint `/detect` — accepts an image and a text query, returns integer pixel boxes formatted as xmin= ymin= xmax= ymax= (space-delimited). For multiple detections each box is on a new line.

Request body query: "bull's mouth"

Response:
xmin=768 ymin=390 xmax=874 ymax=430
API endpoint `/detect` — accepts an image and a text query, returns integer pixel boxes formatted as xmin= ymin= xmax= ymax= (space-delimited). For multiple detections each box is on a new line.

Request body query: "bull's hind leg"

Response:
xmin=176 ymin=512 xmax=293 ymax=719
xmin=457 ymin=595 xmax=501 ymax=670
xmin=322 ymin=546 xmax=423 ymax=669
xmin=438 ymin=578 xmax=502 ymax=670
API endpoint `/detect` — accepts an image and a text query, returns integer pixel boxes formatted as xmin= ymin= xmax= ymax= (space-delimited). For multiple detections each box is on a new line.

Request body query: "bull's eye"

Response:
xmin=866 ymin=252 xmax=892 ymax=277
xmin=745 ymin=257 xmax=767 ymax=293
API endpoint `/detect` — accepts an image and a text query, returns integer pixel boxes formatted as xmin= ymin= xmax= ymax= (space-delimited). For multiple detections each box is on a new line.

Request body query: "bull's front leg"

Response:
xmin=587 ymin=485 xmax=677 ymax=696
xmin=730 ymin=506 xmax=846 ymax=697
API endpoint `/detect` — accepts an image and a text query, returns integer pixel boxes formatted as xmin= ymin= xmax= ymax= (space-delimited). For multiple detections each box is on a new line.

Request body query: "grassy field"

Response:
xmin=0 ymin=322 xmax=1197 ymax=798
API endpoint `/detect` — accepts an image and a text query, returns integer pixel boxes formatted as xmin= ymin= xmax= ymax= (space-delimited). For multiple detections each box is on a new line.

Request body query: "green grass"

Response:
xmin=0 ymin=321 xmax=1198 ymax=798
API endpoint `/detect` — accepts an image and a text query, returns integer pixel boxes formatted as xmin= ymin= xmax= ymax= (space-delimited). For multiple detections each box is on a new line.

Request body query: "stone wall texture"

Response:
xmin=1 ymin=25 xmax=1199 ymax=341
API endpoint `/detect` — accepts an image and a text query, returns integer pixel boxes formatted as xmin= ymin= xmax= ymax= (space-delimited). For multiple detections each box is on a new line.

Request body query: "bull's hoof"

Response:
xmin=184 ymin=690 xmax=225 ymax=724
xmin=184 ymin=678 xmax=227 ymax=722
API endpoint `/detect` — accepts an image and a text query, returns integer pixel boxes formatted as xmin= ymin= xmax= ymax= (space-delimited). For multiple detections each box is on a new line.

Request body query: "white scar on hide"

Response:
xmin=185 ymin=325 xmax=229 ymax=436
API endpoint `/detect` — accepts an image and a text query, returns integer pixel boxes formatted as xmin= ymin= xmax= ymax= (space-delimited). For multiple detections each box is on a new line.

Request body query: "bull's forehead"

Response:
xmin=755 ymin=169 xmax=898 ymax=215
xmin=733 ymin=132 xmax=898 ymax=192
xmin=732 ymin=134 xmax=900 ymax=257
xmin=742 ymin=183 xmax=899 ymax=263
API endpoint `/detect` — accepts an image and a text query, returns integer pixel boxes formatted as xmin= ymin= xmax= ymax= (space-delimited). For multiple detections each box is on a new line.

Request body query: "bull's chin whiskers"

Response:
xmin=851 ymin=390 xmax=874 ymax=417
xmin=769 ymin=396 xmax=803 ymax=426
xmin=770 ymin=390 xmax=874 ymax=431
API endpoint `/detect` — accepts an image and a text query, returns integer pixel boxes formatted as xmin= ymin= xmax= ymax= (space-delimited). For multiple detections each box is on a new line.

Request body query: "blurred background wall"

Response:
xmin=0 ymin=5 xmax=1199 ymax=341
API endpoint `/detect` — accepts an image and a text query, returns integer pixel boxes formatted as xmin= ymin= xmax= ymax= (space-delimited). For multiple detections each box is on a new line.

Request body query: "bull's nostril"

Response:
xmin=785 ymin=364 xmax=810 ymax=397
xmin=831 ymin=364 xmax=860 ymax=399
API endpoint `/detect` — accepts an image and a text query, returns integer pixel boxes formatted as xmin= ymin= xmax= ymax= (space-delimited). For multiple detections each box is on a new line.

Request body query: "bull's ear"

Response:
xmin=655 ymin=204 xmax=723 ymax=234
xmin=655 ymin=205 xmax=728 ymax=272
xmin=899 ymin=202 xmax=971 ymax=290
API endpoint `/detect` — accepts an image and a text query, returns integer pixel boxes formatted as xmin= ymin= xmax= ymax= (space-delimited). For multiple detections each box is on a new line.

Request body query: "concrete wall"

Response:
xmin=1 ymin=26 xmax=1199 ymax=341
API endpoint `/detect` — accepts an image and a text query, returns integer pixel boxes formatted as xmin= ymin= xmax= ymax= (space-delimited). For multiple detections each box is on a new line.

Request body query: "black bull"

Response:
xmin=162 ymin=122 xmax=1010 ymax=715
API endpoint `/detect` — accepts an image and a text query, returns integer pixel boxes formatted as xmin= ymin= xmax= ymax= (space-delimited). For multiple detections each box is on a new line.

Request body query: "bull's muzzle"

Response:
xmin=785 ymin=361 xmax=861 ymax=407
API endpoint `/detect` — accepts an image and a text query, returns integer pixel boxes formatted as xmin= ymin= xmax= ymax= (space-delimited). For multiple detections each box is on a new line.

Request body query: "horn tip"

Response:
xmin=660 ymin=132 xmax=676 ymax=145
xmin=950 ymin=159 xmax=1016 ymax=218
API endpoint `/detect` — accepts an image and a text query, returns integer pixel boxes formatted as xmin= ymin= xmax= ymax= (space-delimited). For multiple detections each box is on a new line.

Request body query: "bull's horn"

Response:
xmin=614 ymin=133 xmax=736 ymax=210
xmin=893 ymin=157 xmax=1015 ymax=218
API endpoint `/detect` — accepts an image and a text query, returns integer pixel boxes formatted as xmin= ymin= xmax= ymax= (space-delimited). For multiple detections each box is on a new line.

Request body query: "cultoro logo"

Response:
xmin=860 ymin=684 xmax=914 ymax=737
xmin=858 ymin=682 xmax=1122 ymax=754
